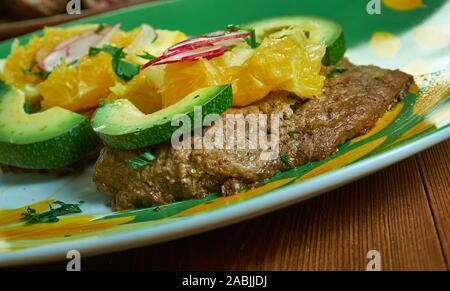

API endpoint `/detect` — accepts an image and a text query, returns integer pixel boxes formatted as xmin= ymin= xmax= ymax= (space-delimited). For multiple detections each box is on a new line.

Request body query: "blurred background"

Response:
xmin=0 ymin=0 xmax=156 ymax=41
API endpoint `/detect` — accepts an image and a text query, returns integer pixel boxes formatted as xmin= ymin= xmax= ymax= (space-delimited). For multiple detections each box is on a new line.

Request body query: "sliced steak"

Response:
xmin=93 ymin=63 xmax=413 ymax=210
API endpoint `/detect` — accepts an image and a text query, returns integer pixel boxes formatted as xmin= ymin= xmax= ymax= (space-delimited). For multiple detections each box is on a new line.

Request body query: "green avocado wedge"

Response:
xmin=92 ymin=85 xmax=233 ymax=150
xmin=248 ymin=15 xmax=346 ymax=65
xmin=0 ymin=80 xmax=101 ymax=169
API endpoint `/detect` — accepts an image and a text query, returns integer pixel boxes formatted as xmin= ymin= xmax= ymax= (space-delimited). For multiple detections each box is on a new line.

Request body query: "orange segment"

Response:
xmin=2 ymin=26 xmax=97 ymax=90
xmin=107 ymin=72 xmax=162 ymax=114
xmin=161 ymin=58 xmax=225 ymax=107
xmin=274 ymin=38 xmax=326 ymax=98
xmin=38 ymin=53 xmax=116 ymax=112
xmin=3 ymin=25 xmax=132 ymax=110
xmin=109 ymin=27 xmax=141 ymax=48
xmin=160 ymin=32 xmax=325 ymax=107
xmin=227 ymin=34 xmax=325 ymax=106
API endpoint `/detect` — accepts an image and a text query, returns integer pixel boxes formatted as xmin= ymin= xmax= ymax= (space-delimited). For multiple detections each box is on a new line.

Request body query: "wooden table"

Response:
xmin=7 ymin=140 xmax=449 ymax=271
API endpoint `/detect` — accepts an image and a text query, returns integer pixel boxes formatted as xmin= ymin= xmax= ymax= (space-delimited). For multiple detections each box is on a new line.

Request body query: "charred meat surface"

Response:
xmin=94 ymin=63 xmax=413 ymax=210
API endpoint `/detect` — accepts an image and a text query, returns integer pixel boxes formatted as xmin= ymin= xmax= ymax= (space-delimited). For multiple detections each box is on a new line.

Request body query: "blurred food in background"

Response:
xmin=0 ymin=0 xmax=155 ymax=40
xmin=3 ymin=0 xmax=68 ymax=20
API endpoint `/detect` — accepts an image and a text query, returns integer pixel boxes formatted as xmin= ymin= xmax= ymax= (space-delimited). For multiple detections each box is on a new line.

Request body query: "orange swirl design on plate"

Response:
xmin=0 ymin=215 xmax=134 ymax=241
xmin=0 ymin=200 xmax=53 ymax=225
xmin=382 ymin=0 xmax=424 ymax=11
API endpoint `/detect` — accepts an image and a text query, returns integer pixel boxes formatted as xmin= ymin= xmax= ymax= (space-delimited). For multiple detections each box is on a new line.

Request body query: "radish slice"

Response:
xmin=96 ymin=24 xmax=121 ymax=47
xmin=212 ymin=38 xmax=246 ymax=48
xmin=143 ymin=45 xmax=226 ymax=67
xmin=125 ymin=24 xmax=157 ymax=55
xmin=38 ymin=24 xmax=120 ymax=72
xmin=166 ymin=30 xmax=250 ymax=55
xmin=141 ymin=29 xmax=250 ymax=69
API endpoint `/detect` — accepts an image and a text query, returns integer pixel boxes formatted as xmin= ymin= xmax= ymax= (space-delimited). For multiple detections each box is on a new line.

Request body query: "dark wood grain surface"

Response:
xmin=6 ymin=140 xmax=449 ymax=271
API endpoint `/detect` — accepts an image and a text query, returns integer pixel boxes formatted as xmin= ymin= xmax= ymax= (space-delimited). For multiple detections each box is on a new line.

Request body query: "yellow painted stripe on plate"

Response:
xmin=295 ymin=137 xmax=387 ymax=183
xmin=0 ymin=200 xmax=53 ymax=226
xmin=174 ymin=177 xmax=295 ymax=217
xmin=0 ymin=215 xmax=134 ymax=240
xmin=392 ymin=120 xmax=434 ymax=146
xmin=393 ymin=102 xmax=450 ymax=146
xmin=351 ymin=102 xmax=404 ymax=144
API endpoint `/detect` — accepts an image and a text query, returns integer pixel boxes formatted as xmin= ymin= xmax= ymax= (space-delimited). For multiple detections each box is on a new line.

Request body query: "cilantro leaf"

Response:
xmin=23 ymin=103 xmax=32 ymax=114
xmin=89 ymin=45 xmax=126 ymax=58
xmin=98 ymin=99 xmax=109 ymax=107
xmin=21 ymin=60 xmax=50 ymax=78
xmin=112 ymin=58 xmax=140 ymax=82
xmin=138 ymin=51 xmax=156 ymax=61
xmin=95 ymin=24 xmax=105 ymax=34
xmin=227 ymin=24 xmax=259 ymax=48
xmin=88 ymin=47 xmax=102 ymax=56
xmin=280 ymin=155 xmax=294 ymax=169
xmin=89 ymin=45 xmax=138 ymax=81
xmin=111 ymin=48 xmax=140 ymax=82
xmin=127 ymin=151 xmax=156 ymax=170
xmin=104 ymin=45 xmax=127 ymax=58
xmin=21 ymin=201 xmax=82 ymax=224
xmin=327 ymin=66 xmax=348 ymax=79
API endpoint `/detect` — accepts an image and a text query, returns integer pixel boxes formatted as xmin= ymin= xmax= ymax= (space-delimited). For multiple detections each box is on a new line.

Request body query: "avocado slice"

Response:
xmin=0 ymin=80 xmax=100 ymax=169
xmin=248 ymin=16 xmax=346 ymax=65
xmin=92 ymin=85 xmax=232 ymax=150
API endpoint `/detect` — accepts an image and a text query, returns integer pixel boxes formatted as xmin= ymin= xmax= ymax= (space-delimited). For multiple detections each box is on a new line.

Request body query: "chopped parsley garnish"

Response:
xmin=138 ymin=51 xmax=156 ymax=61
xmin=89 ymin=45 xmax=139 ymax=82
xmin=98 ymin=99 xmax=109 ymax=107
xmin=280 ymin=155 xmax=294 ymax=169
xmin=21 ymin=201 xmax=82 ymax=224
xmin=227 ymin=24 xmax=259 ymax=49
xmin=67 ymin=59 xmax=78 ymax=67
xmin=89 ymin=44 xmax=125 ymax=58
xmin=327 ymin=66 xmax=348 ymax=79
xmin=127 ymin=151 xmax=156 ymax=170
xmin=23 ymin=103 xmax=32 ymax=114
xmin=88 ymin=47 xmax=102 ymax=56
xmin=21 ymin=60 xmax=50 ymax=78
xmin=112 ymin=48 xmax=141 ymax=82
xmin=95 ymin=24 xmax=106 ymax=34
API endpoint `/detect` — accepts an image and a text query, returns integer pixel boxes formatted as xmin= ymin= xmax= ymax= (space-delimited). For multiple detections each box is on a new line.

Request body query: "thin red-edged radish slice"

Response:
xmin=151 ymin=35 xmax=241 ymax=60
xmin=166 ymin=30 xmax=250 ymax=55
xmin=141 ymin=30 xmax=250 ymax=69
xmin=40 ymin=33 xmax=103 ymax=71
xmin=171 ymin=30 xmax=248 ymax=46
xmin=53 ymin=34 xmax=84 ymax=51
xmin=212 ymin=38 xmax=246 ymax=48
xmin=125 ymin=24 xmax=157 ymax=56
xmin=96 ymin=24 xmax=120 ymax=47
xmin=35 ymin=30 xmax=94 ymax=65
xmin=143 ymin=45 xmax=226 ymax=68
xmin=38 ymin=24 xmax=120 ymax=72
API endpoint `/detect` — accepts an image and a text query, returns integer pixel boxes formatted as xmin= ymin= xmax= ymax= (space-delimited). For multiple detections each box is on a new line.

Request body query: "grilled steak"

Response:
xmin=93 ymin=62 xmax=413 ymax=210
